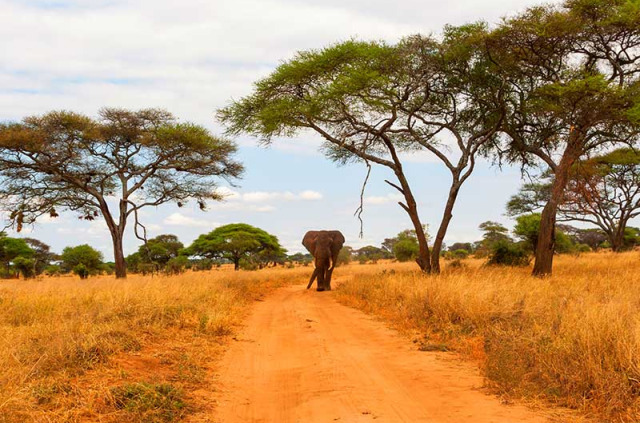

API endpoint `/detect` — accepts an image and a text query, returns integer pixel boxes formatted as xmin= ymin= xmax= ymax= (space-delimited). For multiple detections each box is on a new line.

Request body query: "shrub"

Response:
xmin=452 ymin=249 xmax=469 ymax=259
xmin=393 ymin=239 xmax=419 ymax=262
xmin=12 ymin=257 xmax=35 ymax=279
xmin=192 ymin=259 xmax=213 ymax=271
xmin=576 ymin=243 xmax=592 ymax=253
xmin=44 ymin=265 xmax=62 ymax=276
xmin=165 ymin=256 xmax=189 ymax=275
xmin=487 ymin=241 xmax=530 ymax=267
xmin=73 ymin=264 xmax=89 ymax=279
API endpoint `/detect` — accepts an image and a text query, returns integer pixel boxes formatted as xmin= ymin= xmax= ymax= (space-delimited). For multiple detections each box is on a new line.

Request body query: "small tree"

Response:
xmin=337 ymin=246 xmax=353 ymax=266
xmin=185 ymin=223 xmax=283 ymax=271
xmin=0 ymin=108 xmax=243 ymax=278
xmin=354 ymin=246 xmax=388 ymax=263
xmin=138 ymin=234 xmax=184 ymax=268
xmin=0 ymin=233 xmax=34 ymax=278
xmin=514 ymin=213 xmax=575 ymax=254
xmin=60 ymin=244 xmax=103 ymax=277
xmin=23 ymin=238 xmax=57 ymax=276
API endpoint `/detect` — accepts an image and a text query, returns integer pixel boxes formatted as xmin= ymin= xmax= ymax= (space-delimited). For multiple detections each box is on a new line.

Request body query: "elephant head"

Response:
xmin=302 ymin=230 xmax=345 ymax=291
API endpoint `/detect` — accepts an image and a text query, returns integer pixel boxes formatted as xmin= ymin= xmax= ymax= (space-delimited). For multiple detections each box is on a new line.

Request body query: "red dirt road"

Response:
xmin=213 ymin=285 xmax=548 ymax=423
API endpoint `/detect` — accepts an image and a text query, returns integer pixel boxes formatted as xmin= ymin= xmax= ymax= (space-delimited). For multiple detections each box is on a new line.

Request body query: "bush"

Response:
xmin=12 ymin=257 xmax=35 ymax=279
xmin=165 ymin=256 xmax=189 ymax=275
xmin=44 ymin=265 xmax=62 ymax=276
xmin=555 ymin=231 xmax=575 ymax=254
xmin=576 ymin=243 xmax=591 ymax=253
xmin=192 ymin=259 xmax=213 ymax=271
xmin=393 ymin=239 xmax=419 ymax=262
xmin=452 ymin=249 xmax=469 ymax=259
xmin=73 ymin=264 xmax=90 ymax=279
xmin=487 ymin=241 xmax=530 ymax=267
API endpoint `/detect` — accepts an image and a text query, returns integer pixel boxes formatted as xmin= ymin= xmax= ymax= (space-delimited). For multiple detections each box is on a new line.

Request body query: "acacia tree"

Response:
xmin=185 ymin=223 xmax=284 ymax=270
xmin=488 ymin=0 xmax=640 ymax=275
xmin=219 ymin=27 xmax=504 ymax=273
xmin=138 ymin=234 xmax=184 ymax=267
xmin=508 ymin=148 xmax=640 ymax=251
xmin=0 ymin=109 xmax=243 ymax=278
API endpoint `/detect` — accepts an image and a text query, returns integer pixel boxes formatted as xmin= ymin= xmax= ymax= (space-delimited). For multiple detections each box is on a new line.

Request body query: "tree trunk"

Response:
xmin=610 ymin=227 xmax=625 ymax=252
xmin=431 ymin=181 xmax=462 ymax=274
xmin=111 ymin=231 xmax=127 ymax=279
xmin=393 ymin=173 xmax=431 ymax=273
xmin=233 ymin=258 xmax=240 ymax=271
xmin=532 ymin=142 xmax=582 ymax=277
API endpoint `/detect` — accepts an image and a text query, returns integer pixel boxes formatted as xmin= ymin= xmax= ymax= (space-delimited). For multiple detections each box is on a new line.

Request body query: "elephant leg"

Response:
xmin=326 ymin=267 xmax=335 ymax=290
xmin=307 ymin=267 xmax=319 ymax=289
xmin=317 ymin=267 xmax=326 ymax=292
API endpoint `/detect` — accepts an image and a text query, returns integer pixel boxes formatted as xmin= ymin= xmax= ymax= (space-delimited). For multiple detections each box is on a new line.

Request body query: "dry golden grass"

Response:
xmin=2 ymin=254 xmax=639 ymax=422
xmin=0 ymin=265 xmax=311 ymax=422
xmin=334 ymin=252 xmax=640 ymax=422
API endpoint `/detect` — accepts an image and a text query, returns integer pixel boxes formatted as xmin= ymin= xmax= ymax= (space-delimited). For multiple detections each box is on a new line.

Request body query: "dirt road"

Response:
xmin=213 ymin=285 xmax=548 ymax=423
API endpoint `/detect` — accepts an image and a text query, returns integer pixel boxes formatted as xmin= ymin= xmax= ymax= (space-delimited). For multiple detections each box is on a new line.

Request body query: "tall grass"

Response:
xmin=0 ymin=266 xmax=310 ymax=422
xmin=334 ymin=252 xmax=640 ymax=422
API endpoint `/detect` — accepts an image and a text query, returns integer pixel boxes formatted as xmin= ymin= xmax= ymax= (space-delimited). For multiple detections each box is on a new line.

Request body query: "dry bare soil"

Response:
xmin=213 ymin=283 xmax=547 ymax=423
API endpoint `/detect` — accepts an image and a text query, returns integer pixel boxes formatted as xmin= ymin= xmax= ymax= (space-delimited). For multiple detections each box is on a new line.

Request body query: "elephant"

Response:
xmin=302 ymin=230 xmax=345 ymax=291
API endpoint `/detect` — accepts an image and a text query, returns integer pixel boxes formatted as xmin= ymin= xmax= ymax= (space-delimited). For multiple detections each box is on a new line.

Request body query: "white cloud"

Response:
xmin=365 ymin=193 xmax=403 ymax=205
xmin=163 ymin=212 xmax=214 ymax=228
xmin=255 ymin=205 xmax=276 ymax=212
xmin=299 ymin=190 xmax=323 ymax=200
xmin=215 ymin=186 xmax=242 ymax=200
xmin=215 ymin=189 xmax=323 ymax=203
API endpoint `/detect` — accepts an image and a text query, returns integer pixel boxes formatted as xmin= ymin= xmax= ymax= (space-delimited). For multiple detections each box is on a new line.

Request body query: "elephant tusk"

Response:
xmin=307 ymin=267 xmax=319 ymax=289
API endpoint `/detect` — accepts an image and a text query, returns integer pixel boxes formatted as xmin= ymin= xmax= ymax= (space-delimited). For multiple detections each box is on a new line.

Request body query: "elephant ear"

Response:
xmin=302 ymin=231 xmax=319 ymax=254
xmin=329 ymin=230 xmax=346 ymax=250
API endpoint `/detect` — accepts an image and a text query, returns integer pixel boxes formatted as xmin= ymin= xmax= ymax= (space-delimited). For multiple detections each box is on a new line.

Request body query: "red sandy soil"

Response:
xmin=212 ymin=284 xmax=550 ymax=423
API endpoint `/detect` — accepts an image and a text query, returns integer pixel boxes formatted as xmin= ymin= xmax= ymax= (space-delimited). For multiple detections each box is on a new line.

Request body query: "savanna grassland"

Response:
xmin=0 ymin=266 xmax=309 ymax=422
xmin=335 ymin=252 xmax=640 ymax=422
xmin=1 ymin=252 xmax=639 ymax=422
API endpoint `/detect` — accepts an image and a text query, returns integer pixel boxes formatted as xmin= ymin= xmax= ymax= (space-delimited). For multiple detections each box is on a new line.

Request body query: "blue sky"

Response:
xmin=4 ymin=0 xmax=625 ymax=259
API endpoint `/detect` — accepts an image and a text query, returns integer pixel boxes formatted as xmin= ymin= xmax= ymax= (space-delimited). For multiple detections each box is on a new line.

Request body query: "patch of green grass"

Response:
xmin=110 ymin=382 xmax=186 ymax=422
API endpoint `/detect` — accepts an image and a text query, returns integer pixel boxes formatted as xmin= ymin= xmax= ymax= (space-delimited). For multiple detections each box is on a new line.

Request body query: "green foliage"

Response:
xmin=354 ymin=245 xmax=388 ymax=263
xmin=44 ymin=264 xmax=62 ymax=276
xmin=287 ymin=253 xmax=312 ymax=265
xmin=165 ymin=256 xmax=189 ymax=275
xmin=191 ymin=259 xmax=213 ymax=271
xmin=61 ymin=245 xmax=103 ymax=277
xmin=393 ymin=239 xmax=419 ymax=262
xmin=101 ymin=262 xmax=116 ymax=276
xmin=623 ymin=227 xmax=640 ymax=250
xmin=125 ymin=252 xmax=143 ymax=274
xmin=138 ymin=235 xmax=184 ymax=267
xmin=476 ymin=221 xmax=511 ymax=257
xmin=385 ymin=227 xmax=429 ymax=262
xmin=337 ymin=246 xmax=352 ymax=266
xmin=0 ymin=233 xmax=35 ymax=278
xmin=513 ymin=214 xmax=542 ymax=251
xmin=185 ymin=223 xmax=284 ymax=271
xmin=555 ymin=231 xmax=576 ymax=254
xmin=452 ymin=249 xmax=470 ymax=259
xmin=487 ymin=240 xmax=531 ymax=267
xmin=514 ymin=213 xmax=576 ymax=253
xmin=73 ymin=264 xmax=89 ymax=279
xmin=12 ymin=256 xmax=35 ymax=279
